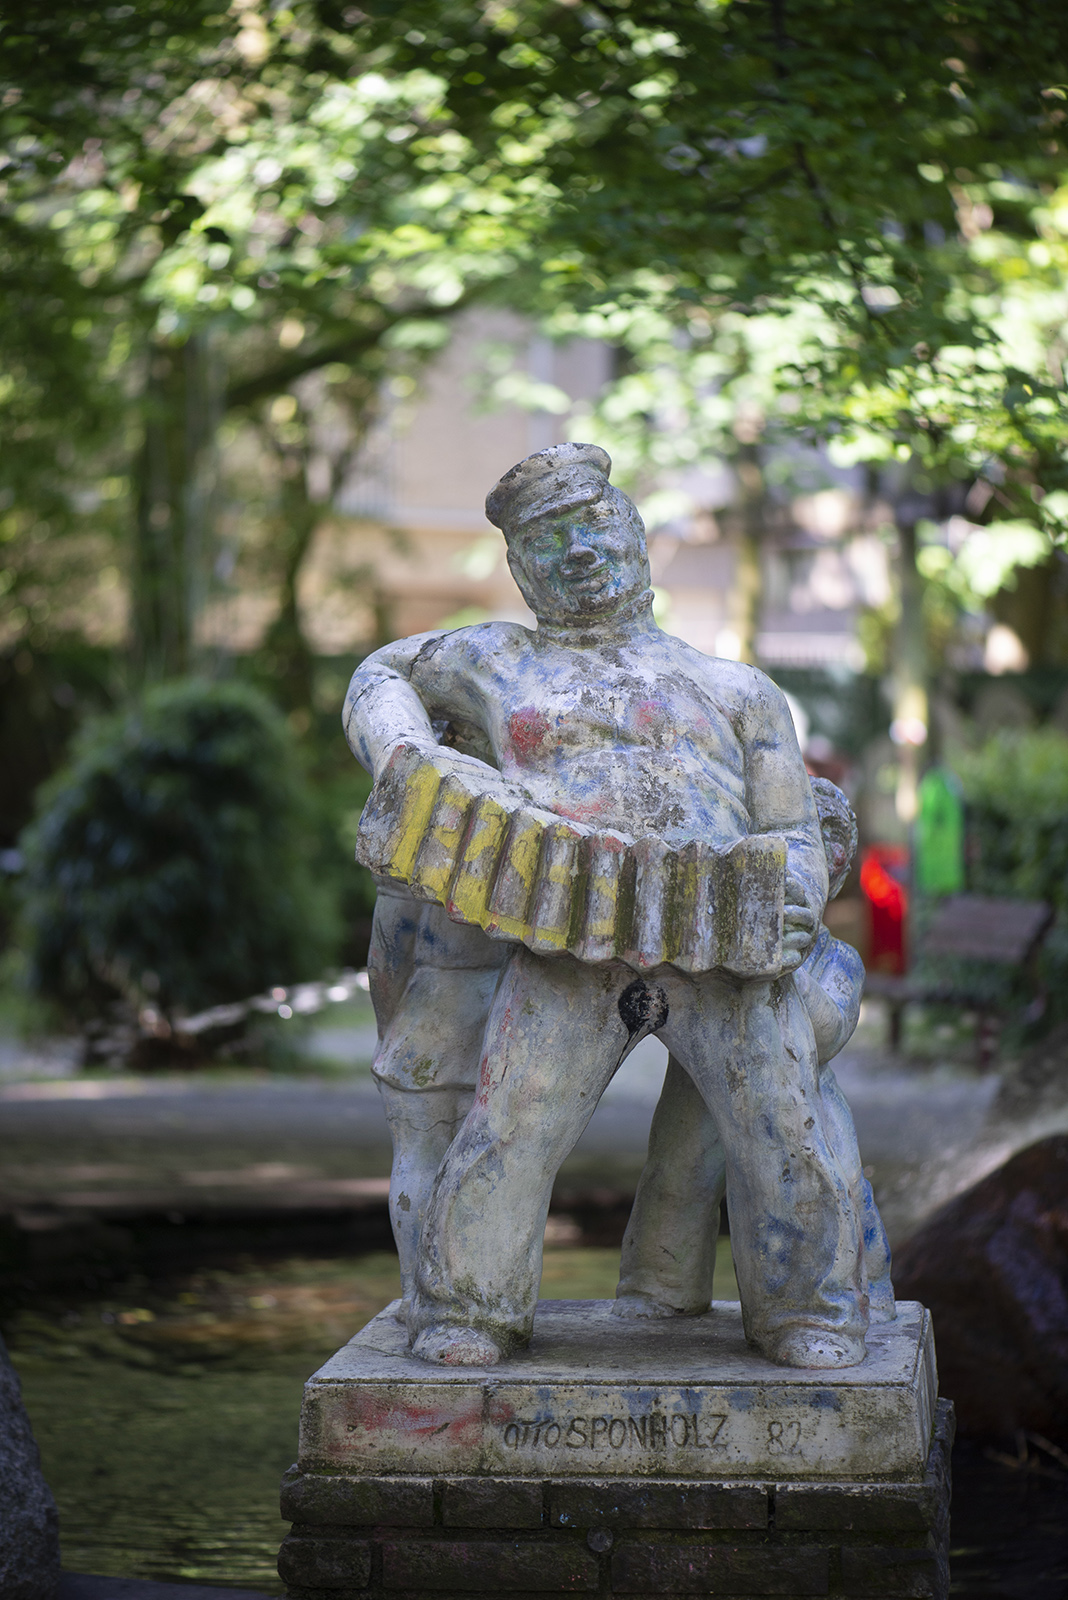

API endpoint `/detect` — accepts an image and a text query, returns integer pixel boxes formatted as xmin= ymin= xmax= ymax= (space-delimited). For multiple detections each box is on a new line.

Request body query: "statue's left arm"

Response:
xmin=738 ymin=676 xmax=828 ymax=968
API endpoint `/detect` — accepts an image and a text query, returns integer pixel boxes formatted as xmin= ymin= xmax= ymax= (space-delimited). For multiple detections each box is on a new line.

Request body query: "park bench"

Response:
xmin=863 ymin=894 xmax=1053 ymax=1063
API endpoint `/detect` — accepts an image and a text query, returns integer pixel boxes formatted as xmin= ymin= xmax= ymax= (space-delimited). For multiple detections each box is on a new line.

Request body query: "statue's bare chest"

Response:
xmin=484 ymin=653 xmax=740 ymax=777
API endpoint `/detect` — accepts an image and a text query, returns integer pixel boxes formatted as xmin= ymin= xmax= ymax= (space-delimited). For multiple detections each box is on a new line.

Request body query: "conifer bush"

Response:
xmin=20 ymin=679 xmax=341 ymax=1024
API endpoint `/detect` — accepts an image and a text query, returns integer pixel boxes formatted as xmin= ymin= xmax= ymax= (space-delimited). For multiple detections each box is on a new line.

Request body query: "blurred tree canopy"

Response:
xmin=371 ymin=0 xmax=1068 ymax=816
xmin=0 ymin=0 xmax=550 ymax=678
xmin=1 ymin=0 xmax=1066 ymax=694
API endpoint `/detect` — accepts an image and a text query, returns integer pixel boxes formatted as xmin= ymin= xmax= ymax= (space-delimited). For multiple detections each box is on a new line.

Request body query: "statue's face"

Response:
xmin=507 ymin=486 xmax=650 ymax=623
xmin=820 ymin=817 xmax=853 ymax=901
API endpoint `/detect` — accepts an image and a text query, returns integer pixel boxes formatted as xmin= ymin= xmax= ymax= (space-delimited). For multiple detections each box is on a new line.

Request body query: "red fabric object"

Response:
xmin=860 ymin=844 xmax=908 ymax=974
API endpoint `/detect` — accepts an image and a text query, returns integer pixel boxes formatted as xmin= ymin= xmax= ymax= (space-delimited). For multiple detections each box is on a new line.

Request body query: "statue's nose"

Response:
xmin=564 ymin=538 xmax=599 ymax=566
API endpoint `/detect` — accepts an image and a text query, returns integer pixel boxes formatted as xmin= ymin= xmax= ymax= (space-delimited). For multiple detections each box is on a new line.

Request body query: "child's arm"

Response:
xmin=796 ymin=935 xmax=865 ymax=1065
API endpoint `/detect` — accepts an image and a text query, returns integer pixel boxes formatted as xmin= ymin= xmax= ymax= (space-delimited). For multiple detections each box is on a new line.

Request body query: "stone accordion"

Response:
xmin=356 ymin=741 xmax=786 ymax=977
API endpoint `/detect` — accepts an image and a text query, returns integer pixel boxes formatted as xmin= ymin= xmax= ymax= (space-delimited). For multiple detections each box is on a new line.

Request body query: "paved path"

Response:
xmin=4 ymin=1012 xmax=1061 ymax=1242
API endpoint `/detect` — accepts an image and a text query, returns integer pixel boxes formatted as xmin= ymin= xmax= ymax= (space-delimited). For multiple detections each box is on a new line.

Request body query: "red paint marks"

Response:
xmin=508 ymin=707 xmax=551 ymax=757
xmin=553 ymin=797 xmax=610 ymax=825
xmin=634 ymin=698 xmax=670 ymax=732
xmin=336 ymin=1393 xmax=484 ymax=1451
xmin=476 ymin=1002 xmax=515 ymax=1106
xmin=484 ymin=1395 xmax=519 ymax=1433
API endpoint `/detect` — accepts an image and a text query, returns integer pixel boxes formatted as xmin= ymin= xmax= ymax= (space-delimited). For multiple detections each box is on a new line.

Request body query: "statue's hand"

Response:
xmin=358 ymin=739 xmax=540 ymax=885
xmin=394 ymin=736 xmax=504 ymax=789
xmin=780 ymin=874 xmax=820 ymax=973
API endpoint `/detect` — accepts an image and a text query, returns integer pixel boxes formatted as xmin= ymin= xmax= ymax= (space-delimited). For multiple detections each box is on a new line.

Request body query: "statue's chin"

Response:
xmin=536 ymin=585 xmax=648 ymax=627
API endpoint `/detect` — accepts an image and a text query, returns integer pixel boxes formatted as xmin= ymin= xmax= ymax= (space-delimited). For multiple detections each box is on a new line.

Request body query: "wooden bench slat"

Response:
xmin=925 ymin=896 xmax=1052 ymax=964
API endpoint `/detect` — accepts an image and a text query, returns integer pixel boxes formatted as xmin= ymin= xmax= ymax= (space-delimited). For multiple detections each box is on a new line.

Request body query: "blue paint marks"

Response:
xmin=753 ymin=1215 xmax=806 ymax=1293
xmin=808 ymin=1390 xmax=841 ymax=1411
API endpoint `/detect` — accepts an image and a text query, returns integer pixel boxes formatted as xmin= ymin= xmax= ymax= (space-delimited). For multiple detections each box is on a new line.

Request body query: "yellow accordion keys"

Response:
xmin=356 ymin=742 xmax=786 ymax=976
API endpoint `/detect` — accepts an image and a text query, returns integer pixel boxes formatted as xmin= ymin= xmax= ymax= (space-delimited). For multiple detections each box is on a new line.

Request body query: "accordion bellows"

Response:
xmin=357 ymin=743 xmax=787 ymax=977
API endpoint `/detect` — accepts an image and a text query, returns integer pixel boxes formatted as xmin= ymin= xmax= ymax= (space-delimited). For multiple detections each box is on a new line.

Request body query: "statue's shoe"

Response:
xmin=411 ymin=1323 xmax=502 ymax=1367
xmin=767 ymin=1326 xmax=868 ymax=1369
xmin=612 ymin=1293 xmax=706 ymax=1320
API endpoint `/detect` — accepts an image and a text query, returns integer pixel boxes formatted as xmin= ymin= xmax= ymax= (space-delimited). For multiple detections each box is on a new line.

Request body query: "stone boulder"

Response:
xmin=892 ymin=1134 xmax=1068 ymax=1441
xmin=0 ymin=1333 xmax=60 ymax=1600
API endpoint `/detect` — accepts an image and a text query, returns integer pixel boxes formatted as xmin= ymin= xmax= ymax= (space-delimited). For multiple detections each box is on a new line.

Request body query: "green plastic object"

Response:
xmin=915 ymin=766 xmax=965 ymax=897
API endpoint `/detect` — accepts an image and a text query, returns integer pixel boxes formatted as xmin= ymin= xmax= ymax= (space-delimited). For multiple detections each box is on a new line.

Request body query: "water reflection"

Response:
xmin=10 ymin=1253 xmax=405 ymax=1593
xmin=11 ymin=1245 xmax=691 ymax=1591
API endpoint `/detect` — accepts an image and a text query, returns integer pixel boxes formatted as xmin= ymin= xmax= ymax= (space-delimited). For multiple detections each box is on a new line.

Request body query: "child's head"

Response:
xmin=811 ymin=777 xmax=858 ymax=902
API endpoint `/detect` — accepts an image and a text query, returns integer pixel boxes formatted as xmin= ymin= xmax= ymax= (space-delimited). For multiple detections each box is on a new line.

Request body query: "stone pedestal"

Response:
xmin=279 ymin=1300 xmax=953 ymax=1599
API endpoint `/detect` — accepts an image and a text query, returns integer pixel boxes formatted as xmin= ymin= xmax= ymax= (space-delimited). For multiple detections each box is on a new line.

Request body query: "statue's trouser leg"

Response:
xmin=372 ymin=962 xmax=499 ymax=1303
xmin=367 ymin=881 xmax=422 ymax=1034
xmin=409 ymin=949 xmax=629 ymax=1353
xmin=662 ymin=970 xmax=867 ymax=1362
xmin=619 ymin=1056 xmax=894 ymax=1324
xmin=820 ymin=1067 xmax=895 ymax=1320
xmin=617 ymin=1057 xmax=724 ymax=1313
xmin=375 ymin=1081 xmax=475 ymax=1305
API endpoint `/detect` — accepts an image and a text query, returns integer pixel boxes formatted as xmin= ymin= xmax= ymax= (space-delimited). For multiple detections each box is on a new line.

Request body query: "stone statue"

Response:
xmin=344 ymin=442 xmax=880 ymax=1371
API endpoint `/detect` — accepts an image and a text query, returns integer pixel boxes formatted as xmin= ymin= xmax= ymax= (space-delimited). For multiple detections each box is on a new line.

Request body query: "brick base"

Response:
xmin=279 ymin=1398 xmax=953 ymax=1600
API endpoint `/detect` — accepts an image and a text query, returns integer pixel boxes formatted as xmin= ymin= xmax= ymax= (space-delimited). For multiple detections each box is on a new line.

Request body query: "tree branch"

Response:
xmin=223 ymin=295 xmax=478 ymax=412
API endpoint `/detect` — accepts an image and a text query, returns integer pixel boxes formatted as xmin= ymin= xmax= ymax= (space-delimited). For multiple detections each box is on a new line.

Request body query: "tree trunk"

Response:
xmin=131 ymin=330 xmax=222 ymax=680
xmin=728 ymin=440 xmax=766 ymax=664
xmin=891 ymin=516 xmax=929 ymax=825
xmin=261 ymin=464 xmax=320 ymax=712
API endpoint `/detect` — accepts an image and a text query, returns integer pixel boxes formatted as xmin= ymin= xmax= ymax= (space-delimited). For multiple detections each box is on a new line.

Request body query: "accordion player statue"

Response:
xmin=279 ymin=446 xmax=950 ymax=1600
xmin=343 ymin=442 xmax=893 ymax=1373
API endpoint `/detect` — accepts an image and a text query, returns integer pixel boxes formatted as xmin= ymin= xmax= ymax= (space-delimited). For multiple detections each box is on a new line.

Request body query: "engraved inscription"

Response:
xmin=501 ymin=1410 xmax=727 ymax=1453
xmin=766 ymin=1418 xmax=803 ymax=1455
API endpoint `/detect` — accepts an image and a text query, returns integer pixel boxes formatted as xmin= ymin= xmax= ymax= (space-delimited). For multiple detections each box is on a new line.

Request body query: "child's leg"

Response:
xmin=616 ymin=1055 xmax=725 ymax=1316
xmin=819 ymin=1066 xmax=895 ymax=1321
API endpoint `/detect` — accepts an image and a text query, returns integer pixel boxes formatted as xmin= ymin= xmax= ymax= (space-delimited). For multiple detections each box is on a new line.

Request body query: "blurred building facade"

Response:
xmin=294 ymin=308 xmax=882 ymax=676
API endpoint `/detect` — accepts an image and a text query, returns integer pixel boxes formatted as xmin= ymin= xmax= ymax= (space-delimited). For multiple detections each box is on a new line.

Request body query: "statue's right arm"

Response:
xmin=343 ymin=631 xmax=497 ymax=782
xmin=344 ymin=635 xmax=441 ymax=778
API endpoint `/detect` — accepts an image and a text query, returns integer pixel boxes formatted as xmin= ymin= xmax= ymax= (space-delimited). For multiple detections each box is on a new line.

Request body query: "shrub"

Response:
xmin=20 ymin=678 xmax=341 ymax=1022
xmin=956 ymin=726 xmax=1068 ymax=1023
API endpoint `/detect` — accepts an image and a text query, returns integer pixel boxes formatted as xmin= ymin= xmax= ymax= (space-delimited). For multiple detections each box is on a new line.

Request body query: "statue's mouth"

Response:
xmin=562 ymin=566 xmax=609 ymax=593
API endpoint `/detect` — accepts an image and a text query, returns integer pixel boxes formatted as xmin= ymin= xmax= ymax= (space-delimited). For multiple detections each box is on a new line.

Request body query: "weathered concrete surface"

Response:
xmin=0 ymin=1334 xmax=60 ymax=1600
xmin=280 ymin=1400 xmax=954 ymax=1599
xmin=299 ymin=1299 xmax=936 ymax=1481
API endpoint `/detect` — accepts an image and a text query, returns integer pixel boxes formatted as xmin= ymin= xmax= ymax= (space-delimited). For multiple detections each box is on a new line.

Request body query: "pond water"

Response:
xmin=10 ymin=1244 xmax=711 ymax=1592
xmin=6 ymin=1239 xmax=1068 ymax=1596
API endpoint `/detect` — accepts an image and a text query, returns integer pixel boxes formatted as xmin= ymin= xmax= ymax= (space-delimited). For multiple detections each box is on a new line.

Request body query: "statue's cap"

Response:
xmin=485 ymin=443 xmax=612 ymax=535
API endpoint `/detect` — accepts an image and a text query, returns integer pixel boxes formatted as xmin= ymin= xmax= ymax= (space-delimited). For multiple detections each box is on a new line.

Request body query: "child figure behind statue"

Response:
xmin=615 ymin=777 xmax=896 ymax=1324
